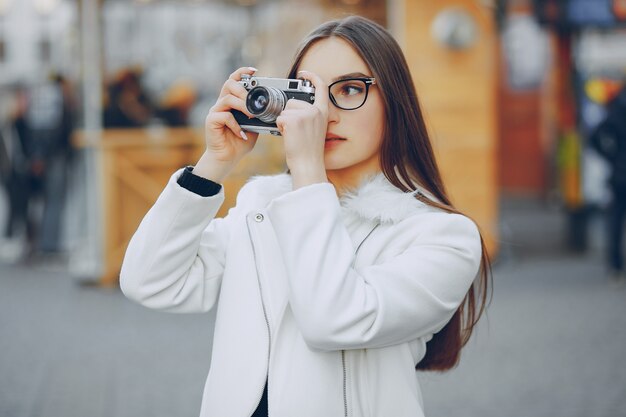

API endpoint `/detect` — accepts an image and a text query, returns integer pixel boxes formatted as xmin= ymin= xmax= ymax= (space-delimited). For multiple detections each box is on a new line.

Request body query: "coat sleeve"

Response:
xmin=266 ymin=183 xmax=482 ymax=351
xmin=119 ymin=169 xmax=234 ymax=313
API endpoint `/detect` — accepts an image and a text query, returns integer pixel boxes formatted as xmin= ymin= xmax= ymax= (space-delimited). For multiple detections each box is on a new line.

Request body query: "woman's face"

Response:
xmin=297 ymin=37 xmax=385 ymax=180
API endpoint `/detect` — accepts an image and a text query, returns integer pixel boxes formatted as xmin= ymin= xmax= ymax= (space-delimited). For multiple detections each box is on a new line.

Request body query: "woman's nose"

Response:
xmin=327 ymin=101 xmax=340 ymax=123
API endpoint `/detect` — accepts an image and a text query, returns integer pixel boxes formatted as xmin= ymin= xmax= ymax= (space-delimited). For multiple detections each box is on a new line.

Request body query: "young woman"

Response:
xmin=120 ymin=15 xmax=491 ymax=417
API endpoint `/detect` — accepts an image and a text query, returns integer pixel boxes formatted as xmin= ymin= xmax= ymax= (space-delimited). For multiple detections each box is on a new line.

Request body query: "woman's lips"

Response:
xmin=324 ymin=136 xmax=346 ymax=148
xmin=325 ymin=134 xmax=346 ymax=142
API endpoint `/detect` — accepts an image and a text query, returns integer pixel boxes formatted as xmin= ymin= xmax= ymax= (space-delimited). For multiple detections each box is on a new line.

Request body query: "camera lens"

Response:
xmin=246 ymin=86 xmax=286 ymax=123
xmin=249 ymin=90 xmax=268 ymax=113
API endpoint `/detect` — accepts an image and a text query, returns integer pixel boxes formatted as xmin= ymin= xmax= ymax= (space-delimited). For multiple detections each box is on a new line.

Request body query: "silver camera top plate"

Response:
xmin=240 ymin=75 xmax=315 ymax=94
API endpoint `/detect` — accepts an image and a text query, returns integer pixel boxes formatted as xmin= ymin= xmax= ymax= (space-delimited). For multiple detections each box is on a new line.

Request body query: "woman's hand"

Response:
xmin=276 ymin=70 xmax=329 ymax=189
xmin=193 ymin=67 xmax=260 ymax=183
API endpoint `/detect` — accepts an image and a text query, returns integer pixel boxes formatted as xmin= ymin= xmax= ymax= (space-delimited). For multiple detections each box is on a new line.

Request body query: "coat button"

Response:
xmin=254 ymin=213 xmax=264 ymax=222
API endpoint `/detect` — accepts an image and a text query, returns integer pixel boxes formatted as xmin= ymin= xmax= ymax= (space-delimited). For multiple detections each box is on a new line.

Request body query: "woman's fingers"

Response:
xmin=280 ymin=99 xmax=325 ymax=126
xmin=219 ymin=79 xmax=249 ymax=101
xmin=276 ymin=102 xmax=325 ymax=139
xmin=228 ymin=66 xmax=258 ymax=81
xmin=206 ymin=111 xmax=256 ymax=143
xmin=200 ymin=67 xmax=260 ymax=176
xmin=218 ymin=66 xmax=257 ymax=99
xmin=211 ymin=94 xmax=253 ymax=118
xmin=283 ymin=98 xmax=311 ymax=111
xmin=297 ymin=70 xmax=328 ymax=112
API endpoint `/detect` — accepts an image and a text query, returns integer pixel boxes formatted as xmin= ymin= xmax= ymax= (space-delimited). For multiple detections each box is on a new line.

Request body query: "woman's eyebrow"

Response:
xmin=331 ymin=72 xmax=371 ymax=82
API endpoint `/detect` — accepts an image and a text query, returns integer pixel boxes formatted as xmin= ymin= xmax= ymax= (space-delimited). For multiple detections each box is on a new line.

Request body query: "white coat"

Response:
xmin=120 ymin=169 xmax=482 ymax=417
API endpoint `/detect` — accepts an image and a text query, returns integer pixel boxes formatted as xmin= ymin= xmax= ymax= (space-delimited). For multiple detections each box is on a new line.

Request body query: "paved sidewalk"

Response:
xmin=0 ymin=198 xmax=625 ymax=417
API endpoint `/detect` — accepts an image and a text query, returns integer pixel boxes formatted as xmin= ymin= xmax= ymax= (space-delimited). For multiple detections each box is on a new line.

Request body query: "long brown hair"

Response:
xmin=287 ymin=15 xmax=492 ymax=371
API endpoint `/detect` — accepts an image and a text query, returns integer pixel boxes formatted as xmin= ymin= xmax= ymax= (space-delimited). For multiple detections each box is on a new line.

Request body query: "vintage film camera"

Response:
xmin=231 ymin=74 xmax=316 ymax=136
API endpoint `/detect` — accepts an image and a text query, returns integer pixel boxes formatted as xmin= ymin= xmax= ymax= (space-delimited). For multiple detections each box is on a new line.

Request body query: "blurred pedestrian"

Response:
xmin=590 ymin=85 xmax=626 ymax=283
xmin=120 ymin=16 xmax=492 ymax=417
xmin=0 ymin=123 xmax=9 ymax=191
xmin=16 ymin=73 xmax=76 ymax=259
xmin=1 ymin=85 xmax=31 ymax=261
xmin=103 ymin=68 xmax=153 ymax=128
xmin=156 ymin=79 xmax=197 ymax=126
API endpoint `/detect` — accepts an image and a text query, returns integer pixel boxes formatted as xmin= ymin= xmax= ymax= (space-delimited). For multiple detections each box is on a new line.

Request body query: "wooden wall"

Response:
xmin=397 ymin=0 xmax=499 ymax=255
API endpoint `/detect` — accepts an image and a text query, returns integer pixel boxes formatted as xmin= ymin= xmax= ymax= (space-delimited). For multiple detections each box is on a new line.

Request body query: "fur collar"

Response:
xmin=248 ymin=173 xmax=436 ymax=224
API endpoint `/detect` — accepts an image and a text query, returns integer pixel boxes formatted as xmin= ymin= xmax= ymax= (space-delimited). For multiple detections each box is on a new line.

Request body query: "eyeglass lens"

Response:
xmin=329 ymin=79 xmax=369 ymax=110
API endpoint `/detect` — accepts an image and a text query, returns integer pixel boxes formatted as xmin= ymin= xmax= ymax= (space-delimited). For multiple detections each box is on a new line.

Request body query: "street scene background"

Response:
xmin=1 ymin=0 xmax=626 ymax=416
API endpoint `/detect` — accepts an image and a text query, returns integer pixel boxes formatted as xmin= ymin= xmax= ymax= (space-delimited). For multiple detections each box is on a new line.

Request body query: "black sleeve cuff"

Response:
xmin=176 ymin=166 xmax=222 ymax=197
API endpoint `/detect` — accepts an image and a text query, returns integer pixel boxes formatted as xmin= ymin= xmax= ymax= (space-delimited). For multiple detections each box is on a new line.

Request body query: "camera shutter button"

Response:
xmin=254 ymin=213 xmax=264 ymax=222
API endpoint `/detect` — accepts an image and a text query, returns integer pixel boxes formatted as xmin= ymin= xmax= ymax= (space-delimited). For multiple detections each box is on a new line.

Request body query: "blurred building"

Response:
xmin=498 ymin=0 xmax=626 ymax=199
xmin=0 ymin=0 xmax=78 ymax=84
xmin=497 ymin=0 xmax=626 ymax=250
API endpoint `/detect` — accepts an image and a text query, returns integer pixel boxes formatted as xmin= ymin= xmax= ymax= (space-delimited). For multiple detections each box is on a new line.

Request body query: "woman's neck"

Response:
xmin=326 ymin=165 xmax=382 ymax=196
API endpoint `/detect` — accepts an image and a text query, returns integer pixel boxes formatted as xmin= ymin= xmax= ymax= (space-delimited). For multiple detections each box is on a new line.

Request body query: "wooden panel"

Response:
xmin=402 ymin=0 xmax=499 ymax=255
xmin=438 ymin=149 xmax=499 ymax=237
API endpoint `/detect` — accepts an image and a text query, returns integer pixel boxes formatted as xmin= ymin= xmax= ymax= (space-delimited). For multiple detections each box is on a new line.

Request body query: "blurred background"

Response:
xmin=0 ymin=0 xmax=625 ymax=416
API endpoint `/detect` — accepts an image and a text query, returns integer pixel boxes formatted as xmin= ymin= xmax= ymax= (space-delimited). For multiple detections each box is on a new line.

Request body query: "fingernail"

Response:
xmin=297 ymin=70 xmax=307 ymax=74
xmin=240 ymin=131 xmax=249 ymax=141
xmin=248 ymin=67 xmax=258 ymax=72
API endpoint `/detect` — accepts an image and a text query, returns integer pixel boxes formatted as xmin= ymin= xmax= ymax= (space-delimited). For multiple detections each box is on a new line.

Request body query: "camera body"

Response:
xmin=231 ymin=74 xmax=316 ymax=136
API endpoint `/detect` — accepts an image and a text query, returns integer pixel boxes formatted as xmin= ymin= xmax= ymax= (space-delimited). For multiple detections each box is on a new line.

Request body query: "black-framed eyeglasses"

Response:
xmin=328 ymin=77 xmax=376 ymax=110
